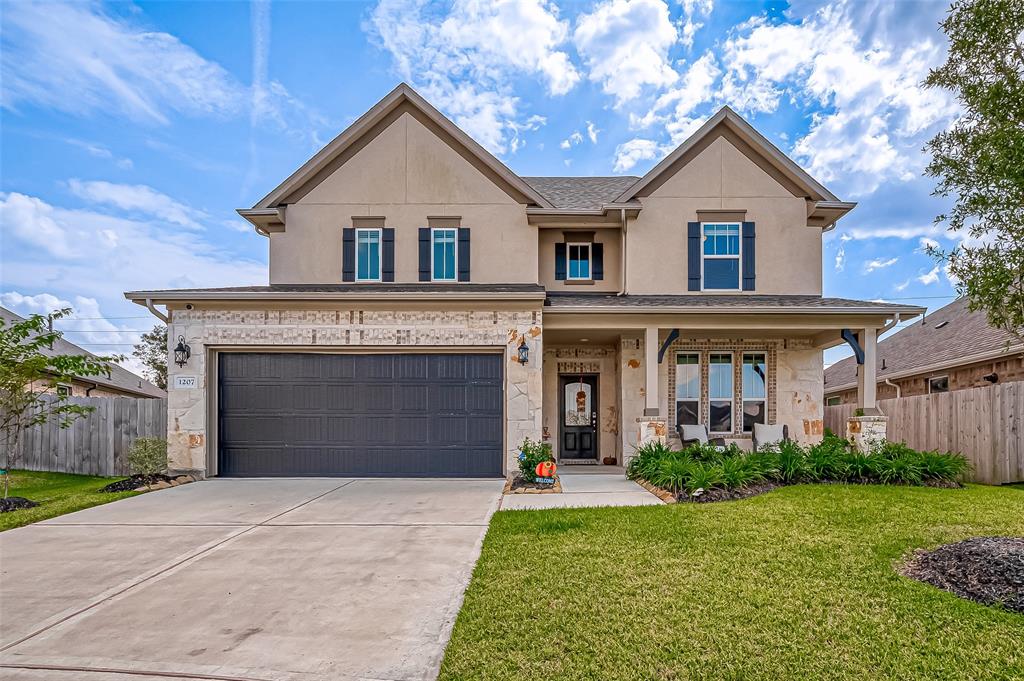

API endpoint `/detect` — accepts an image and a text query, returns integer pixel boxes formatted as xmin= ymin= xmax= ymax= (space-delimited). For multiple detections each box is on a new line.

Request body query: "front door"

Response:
xmin=559 ymin=375 xmax=599 ymax=460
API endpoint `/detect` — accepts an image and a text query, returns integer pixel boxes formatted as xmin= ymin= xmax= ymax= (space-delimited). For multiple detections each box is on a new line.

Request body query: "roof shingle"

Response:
xmin=522 ymin=176 xmax=639 ymax=210
xmin=824 ymin=297 xmax=1022 ymax=390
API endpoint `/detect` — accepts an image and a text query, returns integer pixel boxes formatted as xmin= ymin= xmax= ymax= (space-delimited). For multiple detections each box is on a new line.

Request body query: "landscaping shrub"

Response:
xmin=517 ymin=438 xmax=553 ymax=483
xmin=127 ymin=438 xmax=167 ymax=475
xmin=626 ymin=432 xmax=970 ymax=499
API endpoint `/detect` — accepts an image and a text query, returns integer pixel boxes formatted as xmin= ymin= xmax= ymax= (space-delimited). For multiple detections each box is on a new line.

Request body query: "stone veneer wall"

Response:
xmin=166 ymin=308 xmax=543 ymax=476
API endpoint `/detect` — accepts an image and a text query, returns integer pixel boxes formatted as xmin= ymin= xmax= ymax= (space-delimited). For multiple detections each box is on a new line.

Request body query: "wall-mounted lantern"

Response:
xmin=174 ymin=335 xmax=191 ymax=368
xmin=517 ymin=336 xmax=529 ymax=365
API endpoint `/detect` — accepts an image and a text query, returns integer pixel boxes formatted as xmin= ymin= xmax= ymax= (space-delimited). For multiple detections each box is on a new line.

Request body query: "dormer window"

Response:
xmin=702 ymin=223 xmax=741 ymax=290
xmin=355 ymin=228 xmax=382 ymax=282
xmin=567 ymin=243 xmax=591 ymax=280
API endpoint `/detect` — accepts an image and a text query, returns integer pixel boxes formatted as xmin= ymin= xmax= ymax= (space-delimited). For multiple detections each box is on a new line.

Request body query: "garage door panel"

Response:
xmin=218 ymin=353 xmax=503 ymax=477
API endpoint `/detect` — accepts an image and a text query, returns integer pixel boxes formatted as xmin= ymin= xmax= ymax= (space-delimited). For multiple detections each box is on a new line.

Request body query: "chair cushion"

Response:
xmin=754 ymin=423 xmax=786 ymax=447
xmin=680 ymin=424 xmax=709 ymax=444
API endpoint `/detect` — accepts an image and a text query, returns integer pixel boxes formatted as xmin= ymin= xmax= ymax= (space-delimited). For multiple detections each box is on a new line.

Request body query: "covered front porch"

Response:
xmin=541 ymin=295 xmax=924 ymax=466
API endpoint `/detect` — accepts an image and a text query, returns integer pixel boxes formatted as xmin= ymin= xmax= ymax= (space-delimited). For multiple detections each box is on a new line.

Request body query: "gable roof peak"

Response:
xmin=250 ymin=82 xmax=552 ymax=211
xmin=614 ymin=104 xmax=842 ymax=207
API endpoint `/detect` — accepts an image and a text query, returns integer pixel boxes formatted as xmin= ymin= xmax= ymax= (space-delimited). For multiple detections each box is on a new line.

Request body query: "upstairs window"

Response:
xmin=702 ymin=223 xmax=740 ymax=290
xmin=431 ymin=228 xmax=457 ymax=281
xmin=355 ymin=228 xmax=381 ymax=282
xmin=567 ymin=243 xmax=591 ymax=280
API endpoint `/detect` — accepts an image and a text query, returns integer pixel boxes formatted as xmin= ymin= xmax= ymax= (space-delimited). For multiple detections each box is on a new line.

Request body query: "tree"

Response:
xmin=924 ymin=0 xmax=1024 ymax=339
xmin=0 ymin=309 xmax=117 ymax=497
xmin=132 ymin=324 xmax=167 ymax=390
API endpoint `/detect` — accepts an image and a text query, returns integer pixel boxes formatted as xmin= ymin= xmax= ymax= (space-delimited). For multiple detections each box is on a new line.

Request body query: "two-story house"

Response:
xmin=126 ymin=84 xmax=923 ymax=478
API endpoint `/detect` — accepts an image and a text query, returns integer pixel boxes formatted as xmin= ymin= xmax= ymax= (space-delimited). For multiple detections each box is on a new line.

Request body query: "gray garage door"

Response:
xmin=217 ymin=353 xmax=503 ymax=477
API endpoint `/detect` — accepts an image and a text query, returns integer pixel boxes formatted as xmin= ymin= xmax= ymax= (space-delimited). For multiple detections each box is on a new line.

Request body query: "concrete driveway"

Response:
xmin=0 ymin=478 xmax=504 ymax=681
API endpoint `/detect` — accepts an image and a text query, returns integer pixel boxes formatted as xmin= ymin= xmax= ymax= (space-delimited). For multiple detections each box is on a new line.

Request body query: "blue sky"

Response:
xmin=1 ymin=0 xmax=961 ymax=373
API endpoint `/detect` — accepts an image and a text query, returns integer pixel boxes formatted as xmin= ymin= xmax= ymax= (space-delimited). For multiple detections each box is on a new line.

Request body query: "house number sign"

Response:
xmin=174 ymin=375 xmax=198 ymax=389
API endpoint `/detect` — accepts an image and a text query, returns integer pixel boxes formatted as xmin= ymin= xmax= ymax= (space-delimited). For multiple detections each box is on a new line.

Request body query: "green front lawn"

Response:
xmin=441 ymin=484 xmax=1024 ymax=680
xmin=0 ymin=470 xmax=138 ymax=531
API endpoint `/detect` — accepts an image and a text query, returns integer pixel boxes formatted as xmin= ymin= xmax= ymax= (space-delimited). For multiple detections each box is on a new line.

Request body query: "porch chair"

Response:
xmin=676 ymin=424 xmax=726 ymax=448
xmin=752 ymin=423 xmax=789 ymax=450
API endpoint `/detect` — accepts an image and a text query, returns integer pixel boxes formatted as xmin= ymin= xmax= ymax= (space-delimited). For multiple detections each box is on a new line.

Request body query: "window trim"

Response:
xmin=741 ymin=351 xmax=768 ymax=433
xmin=354 ymin=227 xmax=383 ymax=283
xmin=700 ymin=222 xmax=742 ymax=292
xmin=566 ymin=241 xmax=593 ymax=281
xmin=55 ymin=383 xmax=73 ymax=397
xmin=430 ymin=227 xmax=458 ymax=282
xmin=927 ymin=375 xmax=949 ymax=394
xmin=674 ymin=351 xmax=702 ymax=429
xmin=825 ymin=395 xmax=841 ymax=406
xmin=707 ymin=351 xmax=735 ymax=434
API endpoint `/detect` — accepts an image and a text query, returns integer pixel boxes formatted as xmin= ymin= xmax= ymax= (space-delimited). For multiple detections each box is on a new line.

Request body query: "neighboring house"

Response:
xmin=126 ymin=83 xmax=922 ymax=479
xmin=0 ymin=306 xmax=166 ymax=399
xmin=825 ymin=297 xmax=1024 ymax=405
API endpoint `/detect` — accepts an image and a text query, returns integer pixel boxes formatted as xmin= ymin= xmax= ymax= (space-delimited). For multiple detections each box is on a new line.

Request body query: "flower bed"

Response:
xmin=900 ymin=537 xmax=1024 ymax=614
xmin=627 ymin=432 xmax=970 ymax=502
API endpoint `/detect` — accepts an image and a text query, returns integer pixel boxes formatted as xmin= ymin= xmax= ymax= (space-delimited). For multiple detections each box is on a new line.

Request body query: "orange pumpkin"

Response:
xmin=535 ymin=461 xmax=557 ymax=478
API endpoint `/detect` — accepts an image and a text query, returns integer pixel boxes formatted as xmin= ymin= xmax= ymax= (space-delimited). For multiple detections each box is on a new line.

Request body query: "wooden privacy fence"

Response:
xmin=824 ymin=382 xmax=1024 ymax=484
xmin=4 ymin=395 xmax=167 ymax=477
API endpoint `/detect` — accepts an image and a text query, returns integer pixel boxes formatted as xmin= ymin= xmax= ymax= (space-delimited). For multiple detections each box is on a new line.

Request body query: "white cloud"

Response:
xmin=842 ymin=224 xmax=947 ymax=241
xmin=574 ymin=0 xmax=679 ymax=105
xmin=631 ymin=52 xmax=719 ymax=141
xmin=0 ymin=192 xmax=266 ymax=307
xmin=863 ymin=256 xmax=898 ymax=273
xmin=366 ymin=0 xmax=575 ymax=155
xmin=894 ymin=279 xmax=910 ymax=292
xmin=561 ymin=130 xmax=584 ymax=149
xmin=679 ymin=0 xmax=714 ymax=49
xmin=719 ymin=2 xmax=958 ymax=196
xmin=834 ymin=244 xmax=846 ymax=272
xmin=918 ymin=237 xmax=940 ymax=252
xmin=917 ymin=265 xmax=940 ymax=285
xmin=613 ymin=138 xmax=668 ymax=172
xmin=67 ymin=180 xmax=206 ymax=230
xmin=586 ymin=121 xmax=600 ymax=143
xmin=65 ymin=139 xmax=134 ymax=170
xmin=1 ymin=2 xmax=243 ymax=124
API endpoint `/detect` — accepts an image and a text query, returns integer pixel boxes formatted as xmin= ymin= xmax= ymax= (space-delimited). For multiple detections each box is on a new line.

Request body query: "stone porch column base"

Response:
xmin=624 ymin=418 xmax=668 ymax=474
xmin=846 ymin=415 xmax=888 ymax=452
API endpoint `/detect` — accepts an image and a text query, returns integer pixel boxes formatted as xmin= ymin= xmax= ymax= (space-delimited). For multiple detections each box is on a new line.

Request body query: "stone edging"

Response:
xmin=633 ymin=478 xmax=676 ymax=503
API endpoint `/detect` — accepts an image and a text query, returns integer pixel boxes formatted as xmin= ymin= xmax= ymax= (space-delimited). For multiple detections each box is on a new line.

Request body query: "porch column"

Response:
xmin=856 ymin=327 xmax=878 ymax=412
xmin=644 ymin=325 xmax=659 ymax=416
xmin=849 ymin=326 xmax=887 ymax=451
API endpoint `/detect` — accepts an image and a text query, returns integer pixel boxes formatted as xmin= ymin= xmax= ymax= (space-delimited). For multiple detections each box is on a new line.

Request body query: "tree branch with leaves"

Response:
xmin=132 ymin=324 xmax=167 ymax=390
xmin=0 ymin=308 xmax=120 ymax=497
xmin=924 ymin=0 xmax=1024 ymax=339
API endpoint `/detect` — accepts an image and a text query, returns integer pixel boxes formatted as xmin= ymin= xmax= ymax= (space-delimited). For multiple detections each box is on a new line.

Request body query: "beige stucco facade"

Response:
xmin=128 ymin=84 xmax=921 ymax=476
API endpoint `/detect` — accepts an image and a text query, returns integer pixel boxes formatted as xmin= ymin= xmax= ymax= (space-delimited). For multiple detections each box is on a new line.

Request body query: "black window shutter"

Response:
xmin=687 ymin=222 xmax=701 ymax=291
xmin=742 ymin=221 xmax=756 ymax=291
xmin=418 ymin=228 xmax=430 ymax=281
xmin=382 ymin=228 xmax=395 ymax=282
xmin=457 ymin=228 xmax=471 ymax=282
xmin=592 ymin=242 xmax=604 ymax=280
xmin=342 ymin=228 xmax=355 ymax=282
xmin=555 ymin=242 xmax=567 ymax=280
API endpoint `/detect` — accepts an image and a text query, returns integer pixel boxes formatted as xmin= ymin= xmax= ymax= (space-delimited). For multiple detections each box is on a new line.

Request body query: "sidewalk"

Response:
xmin=500 ymin=467 xmax=663 ymax=510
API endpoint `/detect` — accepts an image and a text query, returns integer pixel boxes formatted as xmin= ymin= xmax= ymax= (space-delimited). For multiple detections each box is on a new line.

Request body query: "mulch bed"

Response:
xmin=101 ymin=473 xmax=173 ymax=493
xmin=0 ymin=496 xmax=39 ymax=513
xmin=679 ymin=482 xmax=780 ymax=503
xmin=504 ymin=475 xmax=562 ymax=494
xmin=900 ymin=537 xmax=1024 ymax=614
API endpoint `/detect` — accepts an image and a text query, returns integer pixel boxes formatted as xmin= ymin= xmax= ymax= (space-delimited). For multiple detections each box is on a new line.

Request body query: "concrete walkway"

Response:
xmin=500 ymin=467 xmax=663 ymax=510
xmin=0 ymin=478 xmax=504 ymax=681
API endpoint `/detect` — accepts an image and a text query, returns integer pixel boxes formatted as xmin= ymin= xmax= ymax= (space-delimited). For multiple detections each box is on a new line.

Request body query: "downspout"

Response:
xmin=884 ymin=378 xmax=901 ymax=398
xmin=618 ymin=207 xmax=627 ymax=296
xmin=145 ymin=298 xmax=169 ymax=324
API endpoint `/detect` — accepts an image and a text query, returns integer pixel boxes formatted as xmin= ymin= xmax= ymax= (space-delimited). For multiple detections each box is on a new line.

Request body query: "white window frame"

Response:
xmin=741 ymin=351 xmax=768 ymax=433
xmin=825 ymin=395 xmax=841 ymax=406
xmin=566 ymin=242 xmax=592 ymax=281
xmin=700 ymin=222 xmax=742 ymax=292
xmin=354 ymin=228 xmax=383 ymax=283
xmin=707 ymin=351 xmax=735 ymax=434
xmin=430 ymin=227 xmax=458 ymax=282
xmin=674 ymin=351 xmax=702 ymax=429
xmin=55 ymin=383 xmax=73 ymax=397
xmin=927 ymin=375 xmax=949 ymax=394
